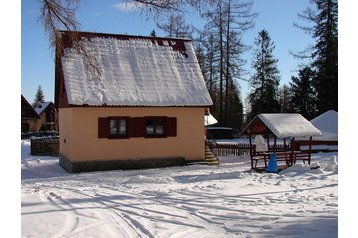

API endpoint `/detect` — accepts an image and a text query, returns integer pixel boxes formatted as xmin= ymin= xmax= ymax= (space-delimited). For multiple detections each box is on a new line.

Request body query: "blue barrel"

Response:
xmin=266 ymin=153 xmax=278 ymax=173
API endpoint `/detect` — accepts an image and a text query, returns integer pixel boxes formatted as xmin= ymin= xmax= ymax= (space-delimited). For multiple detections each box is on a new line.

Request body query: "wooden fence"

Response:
xmin=31 ymin=137 xmax=59 ymax=156
xmin=207 ymin=143 xmax=249 ymax=156
xmin=207 ymin=142 xmax=286 ymax=157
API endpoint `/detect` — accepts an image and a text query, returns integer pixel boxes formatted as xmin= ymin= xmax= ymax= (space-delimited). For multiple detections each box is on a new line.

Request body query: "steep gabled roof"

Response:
xmin=34 ymin=102 xmax=55 ymax=115
xmin=55 ymin=31 xmax=213 ymax=107
xmin=242 ymin=113 xmax=322 ymax=138
xmin=21 ymin=95 xmax=39 ymax=119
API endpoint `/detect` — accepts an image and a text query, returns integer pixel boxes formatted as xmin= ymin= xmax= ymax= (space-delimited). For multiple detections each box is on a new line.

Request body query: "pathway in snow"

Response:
xmin=21 ymin=140 xmax=338 ymax=237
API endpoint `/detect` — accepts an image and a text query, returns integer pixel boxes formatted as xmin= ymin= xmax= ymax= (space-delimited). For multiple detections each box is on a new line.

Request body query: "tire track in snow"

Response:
xmin=46 ymin=185 xmax=152 ymax=238
xmin=38 ymin=191 xmax=79 ymax=238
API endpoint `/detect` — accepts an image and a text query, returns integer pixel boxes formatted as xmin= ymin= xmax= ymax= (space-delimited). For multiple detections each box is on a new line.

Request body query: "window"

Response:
xmin=145 ymin=117 xmax=165 ymax=137
xmin=98 ymin=116 xmax=176 ymax=139
xmin=108 ymin=117 xmax=128 ymax=138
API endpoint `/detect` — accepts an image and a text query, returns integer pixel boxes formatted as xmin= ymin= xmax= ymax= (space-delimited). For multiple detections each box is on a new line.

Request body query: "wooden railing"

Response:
xmin=31 ymin=137 xmax=59 ymax=156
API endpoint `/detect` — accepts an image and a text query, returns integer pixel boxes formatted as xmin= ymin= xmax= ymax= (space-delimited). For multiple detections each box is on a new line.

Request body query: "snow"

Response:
xmin=310 ymin=110 xmax=338 ymax=141
xmin=34 ymin=102 xmax=51 ymax=115
xmin=204 ymin=113 xmax=218 ymax=126
xmin=258 ymin=114 xmax=322 ymax=138
xmin=61 ymin=35 xmax=213 ymax=107
xmin=21 ymin=140 xmax=338 ymax=237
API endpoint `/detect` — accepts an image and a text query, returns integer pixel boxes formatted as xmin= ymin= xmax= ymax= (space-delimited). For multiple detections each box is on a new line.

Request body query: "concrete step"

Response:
xmin=205 ymin=145 xmax=219 ymax=165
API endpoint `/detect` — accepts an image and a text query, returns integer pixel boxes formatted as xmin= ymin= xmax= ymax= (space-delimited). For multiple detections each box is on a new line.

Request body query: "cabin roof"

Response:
xmin=242 ymin=113 xmax=322 ymax=138
xmin=55 ymin=31 xmax=213 ymax=108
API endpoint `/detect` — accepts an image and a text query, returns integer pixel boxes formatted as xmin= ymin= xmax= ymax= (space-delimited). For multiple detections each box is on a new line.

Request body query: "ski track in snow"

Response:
xmin=21 ymin=141 xmax=338 ymax=237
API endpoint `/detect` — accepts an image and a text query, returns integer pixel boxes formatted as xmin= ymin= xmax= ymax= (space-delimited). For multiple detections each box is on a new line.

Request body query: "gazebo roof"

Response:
xmin=242 ymin=113 xmax=322 ymax=138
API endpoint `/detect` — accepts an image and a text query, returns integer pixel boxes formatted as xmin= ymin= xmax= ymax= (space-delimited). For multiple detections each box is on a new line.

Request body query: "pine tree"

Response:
xmin=247 ymin=29 xmax=280 ymax=121
xmin=277 ymin=85 xmax=291 ymax=113
xmin=289 ymin=67 xmax=317 ymax=119
xmin=295 ymin=0 xmax=338 ymax=113
xmin=150 ymin=29 xmax=157 ymax=37
xmin=33 ymin=85 xmax=45 ymax=107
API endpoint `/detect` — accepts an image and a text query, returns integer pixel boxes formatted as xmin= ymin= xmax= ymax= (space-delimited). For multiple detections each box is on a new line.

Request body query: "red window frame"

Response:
xmin=98 ymin=116 xmax=176 ymax=139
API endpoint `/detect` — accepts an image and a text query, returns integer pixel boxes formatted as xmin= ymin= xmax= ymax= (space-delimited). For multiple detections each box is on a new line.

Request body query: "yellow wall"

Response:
xmin=59 ymin=107 xmax=206 ymax=162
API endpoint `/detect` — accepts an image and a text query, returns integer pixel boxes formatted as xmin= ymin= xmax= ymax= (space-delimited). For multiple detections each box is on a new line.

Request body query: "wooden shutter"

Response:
xmin=166 ymin=117 xmax=177 ymax=137
xmin=128 ymin=117 xmax=146 ymax=137
xmin=98 ymin=117 xmax=109 ymax=138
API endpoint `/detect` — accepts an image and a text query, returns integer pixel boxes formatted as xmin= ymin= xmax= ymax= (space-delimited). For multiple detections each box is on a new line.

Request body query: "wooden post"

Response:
xmin=266 ymin=136 xmax=270 ymax=152
xmin=273 ymin=137 xmax=277 ymax=153
xmin=290 ymin=137 xmax=295 ymax=166
xmin=283 ymin=138 xmax=287 ymax=151
xmin=248 ymin=130 xmax=254 ymax=168
xmin=308 ymin=136 xmax=312 ymax=165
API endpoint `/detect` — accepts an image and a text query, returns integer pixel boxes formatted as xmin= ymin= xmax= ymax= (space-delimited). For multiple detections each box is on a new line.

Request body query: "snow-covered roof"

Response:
xmin=205 ymin=113 xmax=218 ymax=126
xmin=34 ymin=102 xmax=52 ymax=115
xmin=243 ymin=113 xmax=322 ymax=138
xmin=310 ymin=110 xmax=338 ymax=141
xmin=58 ymin=31 xmax=213 ymax=107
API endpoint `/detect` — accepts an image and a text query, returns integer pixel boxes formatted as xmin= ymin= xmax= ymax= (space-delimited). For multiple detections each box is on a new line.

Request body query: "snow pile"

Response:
xmin=322 ymin=156 xmax=338 ymax=173
xmin=311 ymin=110 xmax=338 ymax=141
xmin=279 ymin=163 xmax=324 ymax=176
xmin=61 ymin=35 xmax=213 ymax=106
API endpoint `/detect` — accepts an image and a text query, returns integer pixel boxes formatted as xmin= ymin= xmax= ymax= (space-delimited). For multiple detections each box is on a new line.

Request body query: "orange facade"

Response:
xmin=59 ymin=107 xmax=206 ymax=163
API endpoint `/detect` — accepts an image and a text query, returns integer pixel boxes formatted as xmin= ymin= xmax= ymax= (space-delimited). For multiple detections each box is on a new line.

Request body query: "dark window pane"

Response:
xmin=146 ymin=119 xmax=154 ymax=135
xmin=119 ymin=119 xmax=126 ymax=135
xmin=156 ymin=119 xmax=164 ymax=135
xmin=109 ymin=119 xmax=117 ymax=135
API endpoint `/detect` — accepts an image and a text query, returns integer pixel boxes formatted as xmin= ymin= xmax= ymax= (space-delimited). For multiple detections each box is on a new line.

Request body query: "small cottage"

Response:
xmin=55 ymin=31 xmax=213 ymax=172
xmin=33 ymin=102 xmax=57 ymax=132
xmin=21 ymin=95 xmax=39 ymax=133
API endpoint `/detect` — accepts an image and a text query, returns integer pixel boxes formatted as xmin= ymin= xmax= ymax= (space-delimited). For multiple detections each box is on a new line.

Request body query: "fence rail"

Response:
xmin=207 ymin=142 xmax=286 ymax=157
xmin=31 ymin=138 xmax=59 ymax=156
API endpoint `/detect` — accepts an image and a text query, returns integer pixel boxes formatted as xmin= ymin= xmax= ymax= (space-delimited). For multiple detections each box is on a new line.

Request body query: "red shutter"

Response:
xmin=166 ymin=117 xmax=177 ymax=137
xmin=128 ymin=117 xmax=146 ymax=137
xmin=98 ymin=117 xmax=109 ymax=138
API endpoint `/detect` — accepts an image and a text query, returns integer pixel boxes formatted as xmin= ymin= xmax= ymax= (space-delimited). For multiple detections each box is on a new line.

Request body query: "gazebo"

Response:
xmin=241 ymin=113 xmax=322 ymax=170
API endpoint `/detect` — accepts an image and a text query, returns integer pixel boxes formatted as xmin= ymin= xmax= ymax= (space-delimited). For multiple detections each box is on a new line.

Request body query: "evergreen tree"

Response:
xmin=289 ymin=67 xmax=317 ymax=119
xmin=150 ymin=29 xmax=157 ymax=37
xmin=33 ymin=85 xmax=45 ymax=107
xmin=247 ymin=29 xmax=280 ymax=121
xmin=295 ymin=0 xmax=338 ymax=113
xmin=277 ymin=84 xmax=291 ymax=113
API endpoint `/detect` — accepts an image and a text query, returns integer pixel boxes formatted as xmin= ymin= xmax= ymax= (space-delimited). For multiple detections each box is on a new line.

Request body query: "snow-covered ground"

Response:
xmin=21 ymin=140 xmax=338 ymax=237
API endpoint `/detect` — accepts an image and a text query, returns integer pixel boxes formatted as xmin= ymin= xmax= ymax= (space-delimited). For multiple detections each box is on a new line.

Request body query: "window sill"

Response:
xmin=108 ymin=135 xmax=130 ymax=139
xmin=145 ymin=134 xmax=167 ymax=139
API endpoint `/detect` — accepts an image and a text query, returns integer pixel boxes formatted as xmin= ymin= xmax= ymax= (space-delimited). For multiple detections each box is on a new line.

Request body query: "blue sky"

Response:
xmin=21 ymin=0 xmax=314 ymax=104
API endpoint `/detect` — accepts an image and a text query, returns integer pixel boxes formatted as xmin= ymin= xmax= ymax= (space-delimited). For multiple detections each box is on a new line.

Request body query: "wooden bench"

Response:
xmin=250 ymin=150 xmax=312 ymax=169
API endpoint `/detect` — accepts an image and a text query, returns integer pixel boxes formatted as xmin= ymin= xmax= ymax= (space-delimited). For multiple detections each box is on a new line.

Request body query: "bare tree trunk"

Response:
xmin=225 ymin=0 xmax=231 ymax=126
xmin=219 ymin=2 xmax=224 ymax=125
